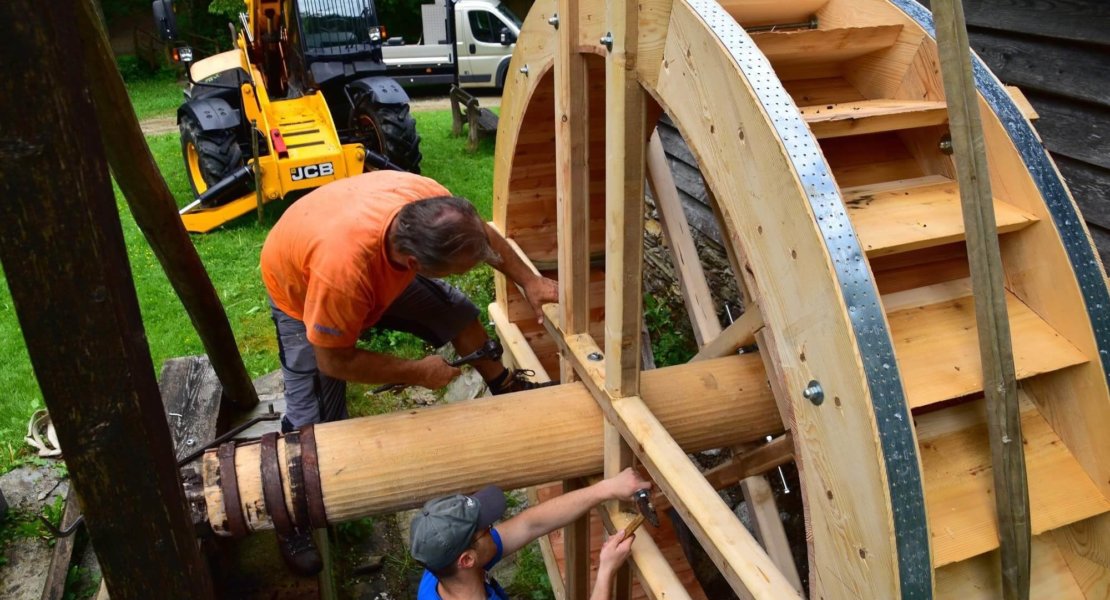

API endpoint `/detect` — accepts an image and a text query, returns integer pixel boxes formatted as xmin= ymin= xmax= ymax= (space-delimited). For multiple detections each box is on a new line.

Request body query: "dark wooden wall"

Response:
xmin=924 ymin=0 xmax=1110 ymax=266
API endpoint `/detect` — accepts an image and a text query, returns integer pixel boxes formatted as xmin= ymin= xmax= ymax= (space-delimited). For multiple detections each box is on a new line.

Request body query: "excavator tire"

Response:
xmin=179 ymin=114 xmax=243 ymax=202
xmin=350 ymin=99 xmax=422 ymax=174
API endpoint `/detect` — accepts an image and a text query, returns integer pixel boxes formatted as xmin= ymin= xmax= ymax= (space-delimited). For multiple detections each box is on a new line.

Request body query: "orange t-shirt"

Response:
xmin=260 ymin=171 xmax=450 ymax=348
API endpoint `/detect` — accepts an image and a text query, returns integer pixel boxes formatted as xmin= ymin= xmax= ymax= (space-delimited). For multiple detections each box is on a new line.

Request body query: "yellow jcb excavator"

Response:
xmin=153 ymin=0 xmax=421 ymax=232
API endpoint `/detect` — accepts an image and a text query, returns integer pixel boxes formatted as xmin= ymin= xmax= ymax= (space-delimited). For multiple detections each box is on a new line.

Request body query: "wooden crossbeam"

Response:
xmin=541 ymin=305 xmax=801 ymax=600
xmin=646 ymin=131 xmax=722 ymax=347
xmin=691 ymin=305 xmax=763 ymax=362
xmin=653 ymin=433 xmax=793 ymax=514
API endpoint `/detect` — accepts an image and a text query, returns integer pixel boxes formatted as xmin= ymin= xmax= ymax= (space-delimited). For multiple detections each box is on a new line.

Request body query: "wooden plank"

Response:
xmin=690 ymin=305 xmax=762 ymax=361
xmin=934 ymin=2 xmax=1030 ymax=593
xmin=750 ymin=25 xmax=904 ymax=67
xmin=541 ymin=314 xmax=801 ymax=600
xmin=0 ymin=2 xmax=216 ymax=597
xmin=782 ymin=76 xmax=866 ymax=106
xmin=888 ymin=289 xmax=1088 ymax=409
xmin=842 ymin=177 xmax=1039 ymax=257
xmin=1055 ymin=155 xmax=1110 ymax=231
xmin=557 ymin=1 xmax=591 ymax=593
xmin=956 ymin=0 xmax=1110 ymax=46
xmin=1021 ymin=91 xmax=1110 ymax=169
xmin=1004 ymin=86 xmax=1038 ymax=121
xmin=935 ymin=534 xmax=1087 ymax=599
xmin=605 ymin=0 xmax=646 ymax=397
xmin=489 ymin=302 xmax=552 ymax=380
xmin=159 ymin=356 xmax=223 ymax=465
xmin=1051 ymin=513 xmax=1110 ymax=598
xmin=739 ymin=476 xmax=803 ymax=592
xmin=800 ymin=99 xmax=949 ymax=139
xmin=917 ymin=395 xmax=1110 ymax=568
xmin=647 ymin=131 xmax=722 ymax=347
xmin=968 ymin=29 xmax=1110 ymax=109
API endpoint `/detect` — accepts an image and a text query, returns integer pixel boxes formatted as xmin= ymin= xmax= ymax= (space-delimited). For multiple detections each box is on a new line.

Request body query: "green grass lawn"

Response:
xmin=0 ymin=97 xmax=495 ymax=471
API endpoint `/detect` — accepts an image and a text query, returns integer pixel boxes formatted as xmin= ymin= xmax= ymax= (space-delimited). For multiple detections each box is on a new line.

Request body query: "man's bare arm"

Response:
xmin=483 ymin=223 xmax=558 ymax=322
xmin=315 ymin=345 xmax=459 ymax=389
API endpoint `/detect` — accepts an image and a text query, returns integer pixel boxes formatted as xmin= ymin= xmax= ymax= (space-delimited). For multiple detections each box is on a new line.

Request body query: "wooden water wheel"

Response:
xmin=487 ymin=0 xmax=1110 ymax=597
xmin=194 ymin=0 xmax=1110 ymax=597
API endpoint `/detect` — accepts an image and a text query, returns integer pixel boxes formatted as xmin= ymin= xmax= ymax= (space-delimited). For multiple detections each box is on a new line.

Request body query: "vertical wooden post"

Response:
xmin=0 ymin=2 xmax=215 ymax=597
xmin=604 ymin=0 xmax=645 ymax=398
xmin=933 ymin=1 xmax=1030 ymax=598
xmin=74 ymin=0 xmax=259 ymax=411
xmin=556 ymin=1 xmax=592 ymax=596
xmin=604 ymin=2 xmax=644 ymax=599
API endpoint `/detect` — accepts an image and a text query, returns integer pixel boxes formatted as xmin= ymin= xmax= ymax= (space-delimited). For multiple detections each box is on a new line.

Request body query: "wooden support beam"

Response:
xmin=604 ymin=0 xmax=646 ymax=398
xmin=691 ymin=305 xmax=763 ymax=362
xmin=934 ymin=1 xmax=1030 ymax=598
xmin=0 ymin=3 xmax=214 ymax=596
xmin=40 ymin=491 xmax=82 ymax=600
xmin=555 ymin=0 xmax=591 ymax=591
xmin=538 ymin=313 xmax=801 ymax=600
xmin=204 ymin=355 xmax=783 ymax=532
xmin=646 ymin=131 xmax=722 ymax=347
xmin=75 ymin=0 xmax=258 ymax=411
xmin=740 ymin=476 xmax=803 ymax=592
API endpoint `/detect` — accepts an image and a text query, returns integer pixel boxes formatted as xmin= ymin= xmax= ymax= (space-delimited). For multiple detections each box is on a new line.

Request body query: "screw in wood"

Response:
xmin=547 ymin=14 xmax=559 ymax=29
xmin=802 ymin=380 xmax=824 ymax=405
xmin=519 ymin=64 xmax=530 ymax=75
xmin=587 ymin=352 xmax=604 ymax=361
xmin=600 ymin=32 xmax=613 ymax=51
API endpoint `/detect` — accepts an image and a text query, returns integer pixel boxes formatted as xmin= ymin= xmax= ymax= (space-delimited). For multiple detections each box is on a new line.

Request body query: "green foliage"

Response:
xmin=209 ymin=0 xmax=246 ymax=19
xmin=505 ymin=541 xmax=555 ymax=600
xmin=643 ymin=294 xmax=697 ymax=366
xmin=63 ymin=565 xmax=102 ymax=600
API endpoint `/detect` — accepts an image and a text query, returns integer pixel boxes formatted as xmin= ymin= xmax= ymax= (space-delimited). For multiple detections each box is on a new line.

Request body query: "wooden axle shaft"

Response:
xmin=200 ymin=355 xmax=782 ymax=535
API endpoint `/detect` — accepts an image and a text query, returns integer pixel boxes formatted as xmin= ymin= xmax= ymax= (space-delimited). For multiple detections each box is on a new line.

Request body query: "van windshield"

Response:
xmin=496 ymin=4 xmax=522 ymax=28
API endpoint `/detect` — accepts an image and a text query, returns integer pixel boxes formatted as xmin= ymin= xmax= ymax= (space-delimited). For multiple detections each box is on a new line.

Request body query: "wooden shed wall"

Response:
xmin=921 ymin=0 xmax=1110 ymax=265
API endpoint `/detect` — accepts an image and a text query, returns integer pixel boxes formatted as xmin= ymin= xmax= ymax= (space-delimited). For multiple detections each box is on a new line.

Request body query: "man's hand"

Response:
xmin=522 ymin=275 xmax=558 ymax=324
xmin=414 ymin=356 xmax=461 ymax=389
xmin=605 ymin=468 xmax=651 ymax=501
xmin=599 ymin=530 xmax=635 ymax=572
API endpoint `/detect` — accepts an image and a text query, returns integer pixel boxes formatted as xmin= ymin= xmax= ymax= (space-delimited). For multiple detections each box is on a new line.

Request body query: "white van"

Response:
xmin=381 ymin=0 xmax=522 ymax=90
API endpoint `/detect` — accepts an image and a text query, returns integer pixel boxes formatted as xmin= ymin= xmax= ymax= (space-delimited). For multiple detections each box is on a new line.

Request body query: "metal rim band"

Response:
xmin=299 ymin=425 xmax=329 ymax=529
xmin=217 ymin=441 xmax=249 ymax=538
xmin=260 ymin=432 xmax=294 ymax=536
xmin=284 ymin=431 xmax=312 ymax=530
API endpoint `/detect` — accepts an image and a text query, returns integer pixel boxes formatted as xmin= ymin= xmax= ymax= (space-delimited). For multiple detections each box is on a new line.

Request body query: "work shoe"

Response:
xmin=276 ymin=529 xmax=323 ymax=577
xmin=488 ymin=368 xmax=558 ymax=395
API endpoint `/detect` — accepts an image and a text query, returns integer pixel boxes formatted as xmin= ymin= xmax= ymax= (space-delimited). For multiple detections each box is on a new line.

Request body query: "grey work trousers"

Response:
xmin=269 ymin=275 xmax=480 ymax=430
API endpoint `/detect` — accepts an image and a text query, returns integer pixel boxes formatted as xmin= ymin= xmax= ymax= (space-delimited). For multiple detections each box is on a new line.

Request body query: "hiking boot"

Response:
xmin=488 ymin=368 xmax=558 ymax=395
xmin=276 ymin=529 xmax=323 ymax=577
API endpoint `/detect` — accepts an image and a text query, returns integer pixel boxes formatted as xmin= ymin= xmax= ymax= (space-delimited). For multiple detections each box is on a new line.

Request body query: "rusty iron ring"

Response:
xmin=217 ymin=441 xmax=249 ymax=538
xmin=260 ymin=432 xmax=294 ymax=536
xmin=284 ymin=431 xmax=312 ymax=530
xmin=299 ymin=425 xmax=328 ymax=528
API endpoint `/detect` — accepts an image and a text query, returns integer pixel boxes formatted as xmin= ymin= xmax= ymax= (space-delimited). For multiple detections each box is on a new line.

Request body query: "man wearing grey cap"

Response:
xmin=410 ymin=468 xmax=650 ymax=599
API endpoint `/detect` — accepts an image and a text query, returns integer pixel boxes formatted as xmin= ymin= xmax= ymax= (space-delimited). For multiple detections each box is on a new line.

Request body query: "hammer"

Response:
xmin=372 ymin=339 xmax=504 ymax=394
xmin=622 ymin=488 xmax=660 ymax=537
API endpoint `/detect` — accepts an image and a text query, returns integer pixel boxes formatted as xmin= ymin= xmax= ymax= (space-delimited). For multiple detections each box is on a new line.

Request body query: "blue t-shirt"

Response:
xmin=417 ymin=527 xmax=508 ymax=599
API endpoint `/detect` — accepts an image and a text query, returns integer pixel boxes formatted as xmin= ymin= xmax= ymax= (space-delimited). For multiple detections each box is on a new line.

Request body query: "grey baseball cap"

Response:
xmin=410 ymin=485 xmax=506 ymax=571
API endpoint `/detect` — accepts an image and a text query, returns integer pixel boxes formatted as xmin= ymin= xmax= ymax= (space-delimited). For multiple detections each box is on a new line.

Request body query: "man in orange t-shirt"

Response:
xmin=260 ymin=170 xmax=557 ymax=432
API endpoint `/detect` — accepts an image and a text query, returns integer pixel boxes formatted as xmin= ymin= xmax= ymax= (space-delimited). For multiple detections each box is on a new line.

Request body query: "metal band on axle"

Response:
xmin=300 ymin=425 xmax=329 ymax=529
xmin=217 ymin=442 xmax=249 ymax=538
xmin=260 ymin=433 xmax=294 ymax=536
xmin=285 ymin=431 xmax=312 ymax=530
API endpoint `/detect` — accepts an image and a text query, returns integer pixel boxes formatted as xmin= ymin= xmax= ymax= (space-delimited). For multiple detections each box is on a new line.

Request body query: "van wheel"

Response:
xmin=180 ymin=114 xmax=243 ymax=204
xmin=350 ymin=98 xmax=422 ymax=174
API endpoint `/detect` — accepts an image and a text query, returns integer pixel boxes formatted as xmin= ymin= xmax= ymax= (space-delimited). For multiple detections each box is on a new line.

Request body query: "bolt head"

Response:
xmin=587 ymin=352 xmax=604 ymax=361
xmin=803 ymin=380 xmax=824 ymax=405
